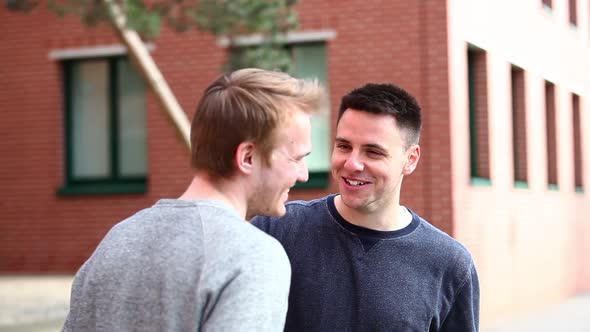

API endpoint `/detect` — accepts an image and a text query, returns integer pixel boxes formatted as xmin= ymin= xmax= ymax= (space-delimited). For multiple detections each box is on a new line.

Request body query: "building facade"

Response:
xmin=448 ymin=0 xmax=590 ymax=324
xmin=1 ymin=0 xmax=589 ymax=327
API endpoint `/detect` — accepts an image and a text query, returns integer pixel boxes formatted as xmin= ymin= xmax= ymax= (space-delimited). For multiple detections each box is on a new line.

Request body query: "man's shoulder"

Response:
xmin=412 ymin=213 xmax=475 ymax=267
xmin=285 ymin=195 xmax=330 ymax=214
xmin=198 ymin=209 xmax=287 ymax=259
xmin=250 ymin=195 xmax=334 ymax=242
xmin=251 ymin=195 xmax=332 ymax=231
xmin=237 ymin=222 xmax=287 ymax=252
xmin=208 ymin=223 xmax=291 ymax=277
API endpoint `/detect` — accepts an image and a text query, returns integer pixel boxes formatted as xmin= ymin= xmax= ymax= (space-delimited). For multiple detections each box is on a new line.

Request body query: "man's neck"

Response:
xmin=179 ymin=174 xmax=248 ymax=219
xmin=334 ymin=195 xmax=411 ymax=231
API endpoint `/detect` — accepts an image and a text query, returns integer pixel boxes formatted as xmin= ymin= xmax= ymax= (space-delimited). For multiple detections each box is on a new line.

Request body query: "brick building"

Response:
xmin=1 ymin=0 xmax=589 ymax=327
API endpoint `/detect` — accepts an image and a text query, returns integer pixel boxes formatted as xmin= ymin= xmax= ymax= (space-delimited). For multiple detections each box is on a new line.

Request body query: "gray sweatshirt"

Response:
xmin=63 ymin=199 xmax=291 ymax=331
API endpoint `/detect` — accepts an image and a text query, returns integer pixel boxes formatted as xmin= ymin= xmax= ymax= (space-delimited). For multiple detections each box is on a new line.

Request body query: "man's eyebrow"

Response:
xmin=335 ymin=138 xmax=387 ymax=152
xmin=364 ymin=143 xmax=387 ymax=151
xmin=294 ymin=150 xmax=312 ymax=160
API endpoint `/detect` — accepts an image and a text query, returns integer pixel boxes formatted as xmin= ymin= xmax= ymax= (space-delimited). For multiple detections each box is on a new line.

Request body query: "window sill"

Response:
xmin=470 ymin=177 xmax=492 ymax=187
xmin=58 ymin=181 xmax=147 ymax=196
xmin=542 ymin=4 xmax=553 ymax=14
xmin=294 ymin=171 xmax=330 ymax=189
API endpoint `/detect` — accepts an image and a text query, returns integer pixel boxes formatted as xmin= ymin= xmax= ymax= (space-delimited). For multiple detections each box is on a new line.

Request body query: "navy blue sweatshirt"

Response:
xmin=252 ymin=195 xmax=479 ymax=332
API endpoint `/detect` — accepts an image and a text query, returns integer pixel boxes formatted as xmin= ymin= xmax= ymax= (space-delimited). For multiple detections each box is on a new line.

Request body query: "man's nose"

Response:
xmin=297 ymin=159 xmax=309 ymax=183
xmin=343 ymin=152 xmax=364 ymax=172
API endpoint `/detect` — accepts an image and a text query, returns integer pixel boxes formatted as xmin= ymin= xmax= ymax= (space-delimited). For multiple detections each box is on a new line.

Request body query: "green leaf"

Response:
xmin=7 ymin=0 xmax=300 ymax=71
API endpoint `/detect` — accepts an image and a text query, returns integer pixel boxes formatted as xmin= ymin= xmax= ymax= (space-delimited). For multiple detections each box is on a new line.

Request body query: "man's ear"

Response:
xmin=403 ymin=145 xmax=420 ymax=175
xmin=235 ymin=141 xmax=256 ymax=175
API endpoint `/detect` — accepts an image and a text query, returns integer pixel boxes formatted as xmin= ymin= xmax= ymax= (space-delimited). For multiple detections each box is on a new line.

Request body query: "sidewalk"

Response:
xmin=0 ymin=275 xmax=73 ymax=332
xmin=0 ymin=275 xmax=588 ymax=331
xmin=484 ymin=292 xmax=590 ymax=332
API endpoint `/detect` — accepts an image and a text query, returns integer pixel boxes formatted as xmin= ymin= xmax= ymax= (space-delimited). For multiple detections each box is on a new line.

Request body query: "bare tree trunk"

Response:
xmin=103 ymin=0 xmax=191 ymax=150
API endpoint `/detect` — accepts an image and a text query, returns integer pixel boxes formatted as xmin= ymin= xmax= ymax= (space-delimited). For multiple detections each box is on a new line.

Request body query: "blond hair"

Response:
xmin=191 ymin=68 xmax=324 ymax=178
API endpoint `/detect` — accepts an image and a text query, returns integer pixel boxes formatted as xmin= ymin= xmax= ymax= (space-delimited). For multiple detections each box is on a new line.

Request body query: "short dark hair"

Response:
xmin=338 ymin=83 xmax=422 ymax=149
xmin=191 ymin=68 xmax=323 ymax=179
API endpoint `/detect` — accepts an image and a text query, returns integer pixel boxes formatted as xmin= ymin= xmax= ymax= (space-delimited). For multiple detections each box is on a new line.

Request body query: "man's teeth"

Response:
xmin=346 ymin=179 xmax=366 ymax=186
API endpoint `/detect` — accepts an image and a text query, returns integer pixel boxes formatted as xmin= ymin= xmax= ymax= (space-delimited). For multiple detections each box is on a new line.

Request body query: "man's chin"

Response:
xmin=248 ymin=205 xmax=286 ymax=219
xmin=340 ymin=195 xmax=365 ymax=210
xmin=271 ymin=206 xmax=287 ymax=217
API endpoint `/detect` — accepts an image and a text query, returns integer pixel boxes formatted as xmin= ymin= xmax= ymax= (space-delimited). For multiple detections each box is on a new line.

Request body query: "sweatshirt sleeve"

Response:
xmin=201 ymin=239 xmax=291 ymax=332
xmin=440 ymin=263 xmax=480 ymax=332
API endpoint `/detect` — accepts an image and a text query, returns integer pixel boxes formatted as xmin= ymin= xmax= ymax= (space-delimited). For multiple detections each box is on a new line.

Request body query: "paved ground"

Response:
xmin=0 ymin=275 xmax=588 ymax=331
xmin=0 ymin=276 xmax=72 ymax=332
xmin=484 ymin=292 xmax=590 ymax=332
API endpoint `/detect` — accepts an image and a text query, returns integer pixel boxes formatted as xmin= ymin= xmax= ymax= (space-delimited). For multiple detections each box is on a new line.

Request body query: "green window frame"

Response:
xmin=58 ymin=56 xmax=148 ymax=195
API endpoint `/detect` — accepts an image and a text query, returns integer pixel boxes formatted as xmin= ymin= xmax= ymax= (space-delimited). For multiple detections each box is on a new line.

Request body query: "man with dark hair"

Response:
xmin=252 ymin=83 xmax=480 ymax=331
xmin=63 ymin=68 xmax=324 ymax=331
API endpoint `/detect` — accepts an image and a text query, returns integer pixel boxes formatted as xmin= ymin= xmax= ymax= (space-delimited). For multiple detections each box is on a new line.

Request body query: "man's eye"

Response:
xmin=336 ymin=144 xmax=350 ymax=150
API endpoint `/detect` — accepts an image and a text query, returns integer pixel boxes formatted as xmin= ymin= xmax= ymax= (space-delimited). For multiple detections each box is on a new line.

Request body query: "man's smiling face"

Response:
xmin=331 ymin=109 xmax=418 ymax=214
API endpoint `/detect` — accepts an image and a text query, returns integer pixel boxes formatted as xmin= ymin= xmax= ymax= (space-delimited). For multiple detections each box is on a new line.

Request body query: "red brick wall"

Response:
xmin=414 ymin=0 xmax=453 ymax=234
xmin=0 ymin=0 xmax=453 ymax=272
xmin=0 ymin=6 xmax=213 ymax=272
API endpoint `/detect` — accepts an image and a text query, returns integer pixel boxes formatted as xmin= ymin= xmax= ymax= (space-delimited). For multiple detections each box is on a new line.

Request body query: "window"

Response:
xmin=229 ymin=38 xmax=332 ymax=189
xmin=511 ymin=66 xmax=528 ymax=187
xmin=59 ymin=57 xmax=147 ymax=195
xmin=542 ymin=0 xmax=552 ymax=9
xmin=545 ymin=81 xmax=558 ymax=190
xmin=467 ymin=45 xmax=490 ymax=185
xmin=572 ymin=93 xmax=583 ymax=192
xmin=290 ymin=43 xmax=331 ymax=189
xmin=569 ymin=0 xmax=578 ymax=26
